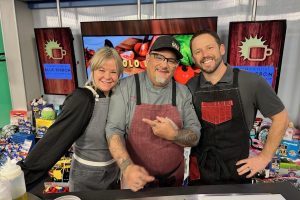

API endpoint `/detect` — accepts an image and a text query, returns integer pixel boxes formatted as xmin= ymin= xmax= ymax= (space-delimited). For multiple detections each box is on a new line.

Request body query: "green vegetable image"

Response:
xmin=174 ymin=35 xmax=193 ymax=66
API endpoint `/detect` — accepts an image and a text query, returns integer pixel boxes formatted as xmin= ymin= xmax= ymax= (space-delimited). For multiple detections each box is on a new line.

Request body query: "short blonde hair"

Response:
xmin=86 ymin=47 xmax=123 ymax=88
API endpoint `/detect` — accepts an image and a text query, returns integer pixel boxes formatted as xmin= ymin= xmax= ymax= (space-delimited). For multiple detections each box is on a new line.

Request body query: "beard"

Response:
xmin=155 ymin=75 xmax=168 ymax=85
xmin=153 ymin=66 xmax=171 ymax=86
xmin=198 ymin=56 xmax=223 ymax=74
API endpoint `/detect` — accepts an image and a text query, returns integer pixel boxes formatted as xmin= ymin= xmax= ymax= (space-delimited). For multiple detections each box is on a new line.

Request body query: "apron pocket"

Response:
xmin=201 ymin=100 xmax=233 ymax=125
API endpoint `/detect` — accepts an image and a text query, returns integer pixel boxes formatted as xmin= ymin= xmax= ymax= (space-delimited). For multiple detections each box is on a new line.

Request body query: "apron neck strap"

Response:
xmin=134 ymin=74 xmax=141 ymax=105
xmin=134 ymin=74 xmax=177 ymax=106
xmin=171 ymin=78 xmax=176 ymax=106
xmin=232 ymin=68 xmax=239 ymax=88
xmin=84 ymin=85 xmax=99 ymax=101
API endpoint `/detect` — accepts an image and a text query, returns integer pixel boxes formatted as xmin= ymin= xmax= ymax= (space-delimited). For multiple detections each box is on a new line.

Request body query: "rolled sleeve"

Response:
xmin=181 ymin=86 xmax=201 ymax=141
xmin=105 ymin=82 xmax=127 ymax=139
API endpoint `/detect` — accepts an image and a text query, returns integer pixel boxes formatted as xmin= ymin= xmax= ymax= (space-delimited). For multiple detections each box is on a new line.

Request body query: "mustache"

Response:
xmin=155 ymin=66 xmax=170 ymax=73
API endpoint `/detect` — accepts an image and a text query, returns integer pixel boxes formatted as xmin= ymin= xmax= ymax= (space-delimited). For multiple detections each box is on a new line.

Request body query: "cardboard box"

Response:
xmin=10 ymin=110 xmax=28 ymax=125
xmin=277 ymin=140 xmax=300 ymax=160
xmin=35 ymin=118 xmax=55 ymax=138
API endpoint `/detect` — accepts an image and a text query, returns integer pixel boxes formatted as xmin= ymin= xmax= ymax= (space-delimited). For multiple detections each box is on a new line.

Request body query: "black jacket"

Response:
xmin=18 ymin=88 xmax=106 ymax=190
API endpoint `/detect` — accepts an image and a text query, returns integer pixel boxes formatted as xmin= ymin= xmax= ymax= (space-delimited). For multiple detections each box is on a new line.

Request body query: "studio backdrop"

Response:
xmin=227 ymin=20 xmax=286 ymax=92
xmin=35 ymin=27 xmax=78 ymax=95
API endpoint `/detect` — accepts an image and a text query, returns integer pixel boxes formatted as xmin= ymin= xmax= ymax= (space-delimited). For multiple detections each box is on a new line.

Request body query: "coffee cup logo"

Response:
xmin=239 ymin=35 xmax=273 ymax=61
xmin=45 ymin=40 xmax=67 ymax=60
xmin=51 ymin=47 xmax=67 ymax=60
xmin=248 ymin=46 xmax=272 ymax=61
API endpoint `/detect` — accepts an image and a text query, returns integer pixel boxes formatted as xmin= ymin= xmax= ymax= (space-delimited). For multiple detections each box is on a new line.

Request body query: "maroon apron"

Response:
xmin=126 ymin=74 xmax=184 ymax=187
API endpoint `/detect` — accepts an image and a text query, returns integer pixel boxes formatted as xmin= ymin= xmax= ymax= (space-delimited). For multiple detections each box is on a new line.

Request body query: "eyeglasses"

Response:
xmin=150 ymin=52 xmax=179 ymax=67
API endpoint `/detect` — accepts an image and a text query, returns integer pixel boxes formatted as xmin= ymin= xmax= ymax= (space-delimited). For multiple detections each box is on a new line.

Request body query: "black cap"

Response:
xmin=150 ymin=35 xmax=183 ymax=59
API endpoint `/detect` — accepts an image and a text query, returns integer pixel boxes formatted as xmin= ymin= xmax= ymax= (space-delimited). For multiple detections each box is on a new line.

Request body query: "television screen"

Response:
xmin=83 ymin=34 xmax=196 ymax=78
xmin=81 ymin=17 xmax=218 ymax=83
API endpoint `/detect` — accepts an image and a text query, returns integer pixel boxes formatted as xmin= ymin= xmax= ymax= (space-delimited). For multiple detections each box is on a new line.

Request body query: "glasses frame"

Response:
xmin=150 ymin=52 xmax=179 ymax=67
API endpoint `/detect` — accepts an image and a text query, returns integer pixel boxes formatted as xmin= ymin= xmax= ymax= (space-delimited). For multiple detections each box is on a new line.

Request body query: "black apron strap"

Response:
xmin=195 ymin=73 xmax=203 ymax=92
xmin=172 ymin=78 xmax=176 ymax=106
xmin=134 ymin=74 xmax=141 ymax=105
xmin=233 ymin=68 xmax=239 ymax=88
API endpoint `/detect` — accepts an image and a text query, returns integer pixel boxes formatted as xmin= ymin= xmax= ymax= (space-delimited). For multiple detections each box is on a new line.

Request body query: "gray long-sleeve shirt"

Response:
xmin=106 ymin=72 xmax=201 ymax=140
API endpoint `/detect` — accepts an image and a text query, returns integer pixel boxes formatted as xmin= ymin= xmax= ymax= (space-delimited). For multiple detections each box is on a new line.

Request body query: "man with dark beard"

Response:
xmin=106 ymin=35 xmax=201 ymax=192
xmin=187 ymin=30 xmax=289 ymax=185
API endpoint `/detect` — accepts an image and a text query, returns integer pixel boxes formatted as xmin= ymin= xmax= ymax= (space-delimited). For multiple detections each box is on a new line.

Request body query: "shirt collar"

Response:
xmin=200 ymin=64 xmax=233 ymax=86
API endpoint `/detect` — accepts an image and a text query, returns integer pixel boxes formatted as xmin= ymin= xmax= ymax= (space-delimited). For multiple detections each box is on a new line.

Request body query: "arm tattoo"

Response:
xmin=120 ymin=158 xmax=133 ymax=173
xmin=107 ymin=134 xmax=133 ymax=172
xmin=107 ymin=134 xmax=125 ymax=154
xmin=174 ymin=129 xmax=198 ymax=147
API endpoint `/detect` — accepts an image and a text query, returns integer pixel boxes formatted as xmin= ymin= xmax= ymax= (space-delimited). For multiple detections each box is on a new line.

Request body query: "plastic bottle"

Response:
xmin=0 ymin=158 xmax=27 ymax=200
xmin=0 ymin=179 xmax=12 ymax=200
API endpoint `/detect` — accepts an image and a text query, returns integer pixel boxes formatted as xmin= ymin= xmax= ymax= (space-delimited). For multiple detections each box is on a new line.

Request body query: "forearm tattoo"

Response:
xmin=174 ymin=129 xmax=198 ymax=146
xmin=107 ymin=134 xmax=133 ymax=172
xmin=107 ymin=134 xmax=125 ymax=154
xmin=120 ymin=158 xmax=133 ymax=173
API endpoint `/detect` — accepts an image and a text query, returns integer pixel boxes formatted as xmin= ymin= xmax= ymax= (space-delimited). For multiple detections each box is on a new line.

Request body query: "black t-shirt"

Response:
xmin=187 ymin=66 xmax=285 ymax=132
